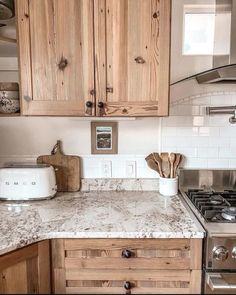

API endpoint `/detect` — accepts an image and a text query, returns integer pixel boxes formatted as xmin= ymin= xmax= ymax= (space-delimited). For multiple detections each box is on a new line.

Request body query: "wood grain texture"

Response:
xmin=38 ymin=241 xmax=51 ymax=294
xmin=51 ymin=239 xmax=66 ymax=294
xmin=94 ymin=0 xmax=107 ymax=116
xmin=94 ymin=0 xmax=170 ymax=117
xmin=0 ymin=241 xmax=51 ymax=294
xmin=16 ymin=0 xmax=95 ymax=116
xmin=37 ymin=142 xmax=81 ymax=192
xmin=52 ymin=238 xmax=202 ymax=294
xmin=65 ymin=257 xmax=190 ymax=270
xmin=1 ymin=261 xmax=28 ymax=294
xmin=64 ymin=238 xmax=191 ymax=251
xmin=15 ymin=0 xmax=32 ymax=115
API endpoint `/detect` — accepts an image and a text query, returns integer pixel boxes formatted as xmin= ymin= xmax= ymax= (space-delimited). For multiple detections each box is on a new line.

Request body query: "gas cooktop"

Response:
xmin=186 ymin=189 xmax=236 ymax=223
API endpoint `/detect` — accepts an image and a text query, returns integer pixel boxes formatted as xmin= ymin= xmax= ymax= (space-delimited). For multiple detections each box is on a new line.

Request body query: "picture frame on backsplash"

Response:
xmin=91 ymin=122 xmax=118 ymax=154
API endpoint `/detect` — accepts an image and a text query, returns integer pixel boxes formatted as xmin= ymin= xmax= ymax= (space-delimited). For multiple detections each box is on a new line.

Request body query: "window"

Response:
xmin=183 ymin=13 xmax=215 ymax=55
xmin=183 ymin=5 xmax=231 ymax=56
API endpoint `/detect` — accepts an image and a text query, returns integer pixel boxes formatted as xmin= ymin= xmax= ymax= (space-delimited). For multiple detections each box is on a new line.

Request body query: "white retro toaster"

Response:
xmin=0 ymin=164 xmax=57 ymax=201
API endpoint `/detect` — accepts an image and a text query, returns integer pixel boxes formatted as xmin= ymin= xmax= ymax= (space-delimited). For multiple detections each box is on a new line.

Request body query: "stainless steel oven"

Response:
xmin=205 ymin=273 xmax=236 ymax=294
xmin=179 ymin=169 xmax=236 ymax=294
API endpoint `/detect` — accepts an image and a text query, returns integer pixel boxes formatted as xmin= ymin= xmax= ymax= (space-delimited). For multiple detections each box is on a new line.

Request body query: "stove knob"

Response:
xmin=232 ymin=247 xmax=236 ymax=259
xmin=213 ymin=246 xmax=229 ymax=261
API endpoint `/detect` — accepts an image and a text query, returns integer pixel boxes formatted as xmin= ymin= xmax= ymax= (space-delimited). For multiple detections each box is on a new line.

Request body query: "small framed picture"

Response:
xmin=91 ymin=122 xmax=118 ymax=154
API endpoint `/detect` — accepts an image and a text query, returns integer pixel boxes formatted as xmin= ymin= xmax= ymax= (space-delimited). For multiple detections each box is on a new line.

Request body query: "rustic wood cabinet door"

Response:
xmin=16 ymin=0 xmax=95 ymax=116
xmin=0 ymin=241 xmax=50 ymax=294
xmin=94 ymin=0 xmax=171 ymax=117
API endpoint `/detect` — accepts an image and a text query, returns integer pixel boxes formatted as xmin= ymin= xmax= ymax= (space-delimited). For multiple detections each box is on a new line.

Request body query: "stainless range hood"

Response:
xmin=196 ymin=64 xmax=236 ymax=83
xmin=196 ymin=0 xmax=236 ymax=84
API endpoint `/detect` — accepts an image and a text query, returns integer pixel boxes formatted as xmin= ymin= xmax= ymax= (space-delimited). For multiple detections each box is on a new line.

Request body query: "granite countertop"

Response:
xmin=0 ymin=191 xmax=205 ymax=256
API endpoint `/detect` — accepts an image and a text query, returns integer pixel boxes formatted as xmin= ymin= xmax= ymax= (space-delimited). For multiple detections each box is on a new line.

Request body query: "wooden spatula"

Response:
xmin=169 ymin=153 xmax=176 ymax=178
xmin=152 ymin=153 xmax=164 ymax=178
xmin=160 ymin=152 xmax=170 ymax=178
xmin=145 ymin=154 xmax=160 ymax=175
xmin=173 ymin=153 xmax=182 ymax=178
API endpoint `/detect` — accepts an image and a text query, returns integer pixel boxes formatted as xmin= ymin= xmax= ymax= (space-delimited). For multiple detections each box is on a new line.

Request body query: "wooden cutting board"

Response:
xmin=37 ymin=140 xmax=81 ymax=192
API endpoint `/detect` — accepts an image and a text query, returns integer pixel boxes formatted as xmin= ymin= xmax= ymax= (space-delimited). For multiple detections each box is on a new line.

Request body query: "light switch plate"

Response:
xmin=125 ymin=161 xmax=136 ymax=178
xmin=101 ymin=160 xmax=112 ymax=178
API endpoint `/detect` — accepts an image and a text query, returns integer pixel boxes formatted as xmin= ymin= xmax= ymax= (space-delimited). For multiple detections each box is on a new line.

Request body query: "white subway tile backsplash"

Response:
xmin=229 ymin=159 xmax=236 ymax=168
xmin=219 ymin=127 xmax=236 ymax=137
xmin=198 ymin=127 xmax=220 ymax=137
xmin=184 ymin=158 xmax=208 ymax=168
xmin=230 ymin=138 xmax=236 ymax=147
xmin=177 ymin=148 xmax=198 ymax=158
xmin=209 ymin=116 xmax=229 ymax=127
xmin=207 ymin=159 xmax=229 ymax=168
xmin=209 ymin=137 xmax=230 ymax=148
xmin=161 ymin=93 xmax=236 ymax=171
xmin=191 ymin=96 xmax=211 ymax=105
xmin=219 ymin=148 xmax=236 ymax=158
xmin=197 ymin=147 xmax=219 ymax=159
xmin=210 ymin=95 xmax=233 ymax=106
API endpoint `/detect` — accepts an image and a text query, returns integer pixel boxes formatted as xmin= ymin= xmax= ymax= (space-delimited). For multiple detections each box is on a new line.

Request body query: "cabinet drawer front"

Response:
xmin=64 ymin=238 xmax=191 ymax=270
xmin=64 ymin=270 xmax=199 ymax=294
xmin=51 ymin=239 xmax=202 ymax=294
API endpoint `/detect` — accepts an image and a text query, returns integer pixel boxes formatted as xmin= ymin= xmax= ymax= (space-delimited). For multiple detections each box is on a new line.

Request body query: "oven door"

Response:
xmin=205 ymin=272 xmax=236 ymax=294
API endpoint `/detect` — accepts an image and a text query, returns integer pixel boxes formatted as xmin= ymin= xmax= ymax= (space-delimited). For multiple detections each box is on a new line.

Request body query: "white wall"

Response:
xmin=0 ymin=117 xmax=160 ymax=178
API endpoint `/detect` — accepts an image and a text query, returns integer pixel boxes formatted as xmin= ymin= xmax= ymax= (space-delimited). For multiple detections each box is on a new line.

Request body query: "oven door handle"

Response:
xmin=207 ymin=273 xmax=236 ymax=291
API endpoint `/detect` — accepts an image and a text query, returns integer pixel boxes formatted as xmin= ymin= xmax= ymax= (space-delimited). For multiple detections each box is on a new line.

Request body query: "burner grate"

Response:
xmin=186 ymin=189 xmax=236 ymax=223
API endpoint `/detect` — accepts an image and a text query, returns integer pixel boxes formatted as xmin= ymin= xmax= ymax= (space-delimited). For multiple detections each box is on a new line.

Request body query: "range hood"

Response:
xmin=196 ymin=0 xmax=236 ymax=84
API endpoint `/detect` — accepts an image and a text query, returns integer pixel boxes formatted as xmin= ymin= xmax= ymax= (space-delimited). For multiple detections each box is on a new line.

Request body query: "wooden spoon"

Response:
xmin=160 ymin=152 xmax=170 ymax=178
xmin=145 ymin=155 xmax=160 ymax=175
xmin=152 ymin=153 xmax=164 ymax=178
xmin=173 ymin=153 xmax=182 ymax=178
xmin=169 ymin=153 xmax=176 ymax=178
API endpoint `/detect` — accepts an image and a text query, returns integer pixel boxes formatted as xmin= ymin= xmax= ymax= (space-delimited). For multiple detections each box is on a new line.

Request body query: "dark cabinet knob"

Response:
xmin=124 ymin=281 xmax=132 ymax=290
xmin=86 ymin=101 xmax=93 ymax=108
xmin=122 ymin=249 xmax=133 ymax=258
xmin=97 ymin=101 xmax=104 ymax=108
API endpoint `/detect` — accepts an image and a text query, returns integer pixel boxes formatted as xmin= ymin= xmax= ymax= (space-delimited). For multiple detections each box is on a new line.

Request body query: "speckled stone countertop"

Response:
xmin=0 ymin=191 xmax=205 ymax=256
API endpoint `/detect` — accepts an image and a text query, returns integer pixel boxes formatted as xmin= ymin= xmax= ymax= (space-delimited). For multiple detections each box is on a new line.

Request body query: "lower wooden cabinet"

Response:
xmin=0 ymin=241 xmax=51 ymax=294
xmin=51 ymin=238 xmax=202 ymax=294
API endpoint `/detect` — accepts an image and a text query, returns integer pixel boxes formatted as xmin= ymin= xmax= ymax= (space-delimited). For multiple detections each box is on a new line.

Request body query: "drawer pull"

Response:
xmin=124 ymin=281 xmax=132 ymax=290
xmin=122 ymin=249 xmax=133 ymax=258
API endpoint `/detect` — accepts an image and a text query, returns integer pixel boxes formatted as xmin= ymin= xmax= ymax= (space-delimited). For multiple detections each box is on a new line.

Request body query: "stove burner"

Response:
xmin=210 ymin=195 xmax=224 ymax=205
xmin=186 ymin=189 xmax=236 ymax=223
xmin=221 ymin=207 xmax=236 ymax=221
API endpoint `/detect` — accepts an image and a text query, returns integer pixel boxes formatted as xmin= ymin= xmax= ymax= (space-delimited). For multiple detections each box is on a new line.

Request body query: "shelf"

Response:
xmin=0 ymin=36 xmax=17 ymax=44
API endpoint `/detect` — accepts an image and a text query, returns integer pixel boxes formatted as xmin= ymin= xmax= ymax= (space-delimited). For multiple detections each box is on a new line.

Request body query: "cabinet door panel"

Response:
xmin=0 ymin=241 xmax=50 ymax=294
xmin=94 ymin=0 xmax=170 ymax=117
xmin=17 ymin=0 xmax=95 ymax=116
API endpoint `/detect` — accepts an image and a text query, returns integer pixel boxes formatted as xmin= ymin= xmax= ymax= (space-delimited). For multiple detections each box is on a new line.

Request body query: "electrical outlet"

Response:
xmin=126 ymin=161 xmax=136 ymax=178
xmin=101 ymin=160 xmax=112 ymax=178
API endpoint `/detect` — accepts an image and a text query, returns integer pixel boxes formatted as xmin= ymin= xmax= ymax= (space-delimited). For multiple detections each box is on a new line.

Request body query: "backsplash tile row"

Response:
xmin=161 ymin=93 xmax=236 ymax=169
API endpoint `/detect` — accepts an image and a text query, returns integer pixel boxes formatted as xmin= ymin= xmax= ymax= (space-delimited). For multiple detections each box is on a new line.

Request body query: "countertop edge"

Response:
xmin=0 ymin=231 xmax=205 ymax=257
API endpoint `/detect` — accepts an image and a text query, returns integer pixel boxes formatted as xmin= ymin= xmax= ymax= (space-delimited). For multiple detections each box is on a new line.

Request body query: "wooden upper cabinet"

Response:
xmin=16 ymin=0 xmax=170 ymax=117
xmin=16 ymin=0 xmax=95 ymax=116
xmin=94 ymin=0 xmax=171 ymax=117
